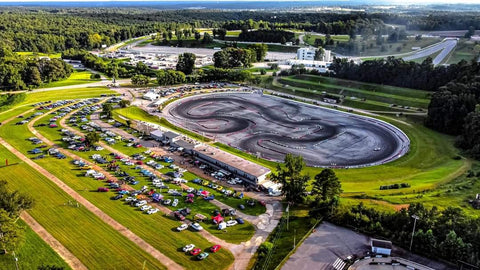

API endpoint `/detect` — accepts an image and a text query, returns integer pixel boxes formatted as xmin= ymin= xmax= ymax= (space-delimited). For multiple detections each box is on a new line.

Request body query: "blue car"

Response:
xmin=192 ymin=178 xmax=202 ymax=184
xmin=29 ymin=148 xmax=42 ymax=154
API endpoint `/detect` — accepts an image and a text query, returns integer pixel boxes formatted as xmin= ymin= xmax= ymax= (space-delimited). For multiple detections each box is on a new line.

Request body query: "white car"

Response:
xmin=226 ymin=220 xmax=238 ymax=227
xmin=135 ymin=200 xmax=147 ymax=207
xmin=125 ymin=196 xmax=135 ymax=202
xmin=190 ymin=223 xmax=203 ymax=231
xmin=182 ymin=244 xmax=195 ymax=252
xmin=147 ymin=208 xmax=159 ymax=215
xmin=172 ymin=199 xmax=179 ymax=207
xmin=140 ymin=205 xmax=152 ymax=211
xmin=177 ymin=224 xmax=188 ymax=231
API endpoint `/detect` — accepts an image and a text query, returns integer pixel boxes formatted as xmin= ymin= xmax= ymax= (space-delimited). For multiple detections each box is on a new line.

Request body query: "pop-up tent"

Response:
xmin=212 ymin=214 xmax=224 ymax=224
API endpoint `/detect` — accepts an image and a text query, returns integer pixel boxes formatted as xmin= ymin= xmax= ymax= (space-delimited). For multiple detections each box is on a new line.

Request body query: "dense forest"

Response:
xmin=331 ymin=203 xmax=480 ymax=267
xmin=0 ymin=48 xmax=72 ymax=90
xmin=2 ymin=8 xmax=477 ymax=54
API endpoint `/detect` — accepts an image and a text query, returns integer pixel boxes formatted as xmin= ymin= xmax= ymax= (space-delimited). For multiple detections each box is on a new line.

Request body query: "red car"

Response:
xmin=190 ymin=248 xmax=202 ymax=255
xmin=136 ymin=161 xmax=143 ymax=165
xmin=97 ymin=187 xmax=109 ymax=192
xmin=259 ymin=200 xmax=266 ymax=207
xmin=210 ymin=245 xmax=221 ymax=253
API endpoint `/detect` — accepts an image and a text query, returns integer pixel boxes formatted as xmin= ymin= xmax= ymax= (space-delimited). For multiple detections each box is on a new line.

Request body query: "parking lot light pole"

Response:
xmin=409 ymin=214 xmax=420 ymax=251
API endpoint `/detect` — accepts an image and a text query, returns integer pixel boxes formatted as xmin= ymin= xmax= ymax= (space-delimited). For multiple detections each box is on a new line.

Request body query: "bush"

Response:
xmin=90 ymin=73 xmax=101 ymax=79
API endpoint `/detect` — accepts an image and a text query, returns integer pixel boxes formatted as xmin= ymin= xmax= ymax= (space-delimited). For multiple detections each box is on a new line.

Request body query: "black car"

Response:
xmin=112 ymin=194 xmax=124 ymax=200
xmin=236 ymin=218 xmax=244 ymax=224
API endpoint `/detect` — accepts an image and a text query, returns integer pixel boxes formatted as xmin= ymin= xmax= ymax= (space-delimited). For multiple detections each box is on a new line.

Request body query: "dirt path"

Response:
xmin=23 ymin=104 xmax=183 ymax=270
xmin=20 ymin=212 xmax=88 ymax=270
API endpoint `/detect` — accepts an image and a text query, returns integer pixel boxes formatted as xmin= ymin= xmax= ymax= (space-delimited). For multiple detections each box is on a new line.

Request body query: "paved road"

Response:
xmin=403 ymin=39 xmax=457 ymax=65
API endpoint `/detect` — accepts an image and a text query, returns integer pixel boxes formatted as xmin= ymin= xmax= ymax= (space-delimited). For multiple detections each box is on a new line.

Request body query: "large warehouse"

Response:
xmin=193 ymin=145 xmax=271 ymax=185
xmin=150 ymin=129 xmax=271 ymax=185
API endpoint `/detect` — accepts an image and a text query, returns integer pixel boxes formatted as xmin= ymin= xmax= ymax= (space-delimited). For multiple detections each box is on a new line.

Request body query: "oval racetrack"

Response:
xmin=164 ymin=92 xmax=410 ymax=167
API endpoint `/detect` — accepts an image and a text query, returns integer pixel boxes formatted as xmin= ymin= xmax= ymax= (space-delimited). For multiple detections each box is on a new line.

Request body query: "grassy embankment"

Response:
xmin=39 ymin=71 xmax=101 ymax=88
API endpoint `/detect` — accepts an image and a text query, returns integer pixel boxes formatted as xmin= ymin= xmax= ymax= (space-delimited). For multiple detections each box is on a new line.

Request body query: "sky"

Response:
xmin=0 ymin=0 xmax=479 ymax=4
xmin=0 ymin=0 xmax=478 ymax=2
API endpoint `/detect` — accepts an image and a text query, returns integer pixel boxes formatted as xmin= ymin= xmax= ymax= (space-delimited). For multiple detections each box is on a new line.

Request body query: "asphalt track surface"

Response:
xmin=164 ymin=93 xmax=409 ymax=167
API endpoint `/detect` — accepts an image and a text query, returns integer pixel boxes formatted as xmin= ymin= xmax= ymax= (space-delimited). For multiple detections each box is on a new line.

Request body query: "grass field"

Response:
xmin=16 ymin=52 xmax=62 ymax=58
xmin=445 ymin=39 xmax=479 ymax=64
xmin=39 ymin=71 xmax=101 ymax=88
xmin=6 ymin=109 xmax=234 ymax=269
xmin=280 ymin=74 xmax=431 ymax=108
xmin=0 ymin=142 xmax=168 ymax=270
xmin=0 ymin=219 xmax=71 ymax=270
xmin=23 ymin=87 xmax=116 ymax=105
xmin=113 ymin=106 xmax=211 ymax=142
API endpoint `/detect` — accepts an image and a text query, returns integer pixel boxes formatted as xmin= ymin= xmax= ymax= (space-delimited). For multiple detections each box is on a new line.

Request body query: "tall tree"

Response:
xmin=101 ymin=103 xmax=113 ymax=119
xmin=271 ymin=154 xmax=310 ymax=205
xmin=176 ymin=52 xmax=196 ymax=75
xmin=312 ymin=168 xmax=342 ymax=202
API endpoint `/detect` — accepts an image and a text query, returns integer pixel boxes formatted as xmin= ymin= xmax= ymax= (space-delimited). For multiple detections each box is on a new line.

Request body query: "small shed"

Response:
xmin=371 ymin=239 xmax=392 ymax=256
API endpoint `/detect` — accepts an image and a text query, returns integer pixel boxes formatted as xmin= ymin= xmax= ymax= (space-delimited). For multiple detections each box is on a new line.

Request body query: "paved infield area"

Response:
xmin=164 ymin=92 xmax=409 ymax=167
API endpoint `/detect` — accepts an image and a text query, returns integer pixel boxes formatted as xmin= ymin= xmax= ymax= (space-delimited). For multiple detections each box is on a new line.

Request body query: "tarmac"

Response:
xmin=163 ymin=92 xmax=410 ymax=167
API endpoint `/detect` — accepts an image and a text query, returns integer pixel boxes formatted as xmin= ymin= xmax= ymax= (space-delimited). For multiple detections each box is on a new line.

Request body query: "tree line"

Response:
xmin=329 ymin=57 xmax=476 ymax=91
xmin=0 ymin=48 xmax=72 ymax=91
xmin=238 ymin=29 xmax=294 ymax=44
xmin=0 ymin=180 xmax=34 ymax=254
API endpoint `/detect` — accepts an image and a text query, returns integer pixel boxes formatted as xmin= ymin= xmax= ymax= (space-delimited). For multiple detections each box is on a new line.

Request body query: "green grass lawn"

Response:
xmin=445 ymin=39 xmax=479 ymax=64
xmin=16 ymin=52 xmax=62 ymax=58
xmin=0 ymin=219 xmax=71 ymax=270
xmin=279 ymin=75 xmax=430 ymax=108
xmin=269 ymin=78 xmax=400 ymax=112
xmin=39 ymin=71 xmax=101 ymax=88
xmin=23 ymin=87 xmax=116 ymax=105
xmin=11 ymin=110 xmax=234 ymax=269
xmin=113 ymin=106 xmax=211 ymax=142
xmin=0 ymin=142 xmax=167 ymax=270
xmin=303 ymin=34 xmax=350 ymax=46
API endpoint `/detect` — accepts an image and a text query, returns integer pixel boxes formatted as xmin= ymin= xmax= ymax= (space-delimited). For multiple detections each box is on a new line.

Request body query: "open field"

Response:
xmin=0 ymin=142 xmax=167 ymax=270
xmin=279 ymin=75 xmax=430 ymax=108
xmin=16 ymin=51 xmax=62 ymax=58
xmin=0 ymin=219 xmax=71 ymax=270
xmin=9 ymin=108 xmax=234 ymax=269
xmin=39 ymin=71 xmax=101 ymax=89
xmin=23 ymin=87 xmax=116 ymax=105
xmin=445 ymin=39 xmax=479 ymax=64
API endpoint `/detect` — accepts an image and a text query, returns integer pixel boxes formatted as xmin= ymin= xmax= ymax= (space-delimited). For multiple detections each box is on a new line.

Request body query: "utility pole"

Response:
xmin=293 ymin=229 xmax=296 ymax=249
xmin=286 ymin=204 xmax=289 ymax=231
xmin=409 ymin=214 xmax=420 ymax=251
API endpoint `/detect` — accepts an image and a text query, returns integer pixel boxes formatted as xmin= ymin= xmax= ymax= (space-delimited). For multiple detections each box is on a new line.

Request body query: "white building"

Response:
xmin=286 ymin=59 xmax=332 ymax=73
xmin=371 ymin=239 xmax=392 ymax=256
xmin=296 ymin=47 xmax=332 ymax=62
xmin=297 ymin=47 xmax=316 ymax=60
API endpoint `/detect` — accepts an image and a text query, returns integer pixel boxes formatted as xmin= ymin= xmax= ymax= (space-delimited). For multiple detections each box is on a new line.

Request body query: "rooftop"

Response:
xmin=194 ymin=144 xmax=271 ymax=179
xmin=371 ymin=239 xmax=393 ymax=249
